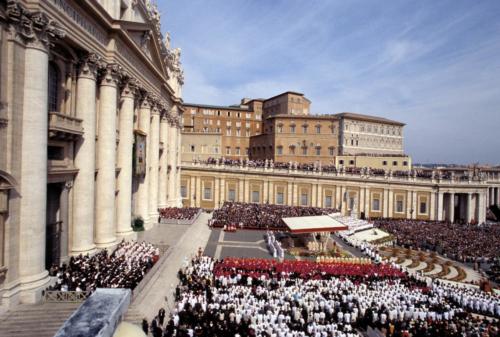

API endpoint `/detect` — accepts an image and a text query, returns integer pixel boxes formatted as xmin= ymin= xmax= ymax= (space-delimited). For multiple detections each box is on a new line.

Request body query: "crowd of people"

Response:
xmin=374 ymin=219 xmax=500 ymax=262
xmin=148 ymin=255 xmax=499 ymax=337
xmin=158 ymin=207 xmax=201 ymax=220
xmin=209 ymin=202 xmax=337 ymax=230
xmin=48 ymin=240 xmax=159 ymax=292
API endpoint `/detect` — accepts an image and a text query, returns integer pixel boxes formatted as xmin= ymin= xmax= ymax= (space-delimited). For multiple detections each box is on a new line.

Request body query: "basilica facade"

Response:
xmin=0 ymin=0 xmax=183 ymax=307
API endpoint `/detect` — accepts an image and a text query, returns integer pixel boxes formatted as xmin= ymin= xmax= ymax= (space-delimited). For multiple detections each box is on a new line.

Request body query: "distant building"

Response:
xmin=182 ymin=91 xmax=410 ymax=169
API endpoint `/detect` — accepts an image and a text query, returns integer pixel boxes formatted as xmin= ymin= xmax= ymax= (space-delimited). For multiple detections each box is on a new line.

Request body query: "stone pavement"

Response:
xmin=126 ymin=212 xmax=213 ymax=322
xmin=204 ymin=228 xmax=272 ymax=260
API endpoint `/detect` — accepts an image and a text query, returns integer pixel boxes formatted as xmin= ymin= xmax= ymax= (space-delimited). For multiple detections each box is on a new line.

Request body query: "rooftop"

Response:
xmin=335 ymin=112 xmax=405 ymax=126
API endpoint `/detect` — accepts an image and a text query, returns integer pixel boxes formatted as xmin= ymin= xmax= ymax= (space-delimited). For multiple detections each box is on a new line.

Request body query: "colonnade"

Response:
xmin=486 ymin=187 xmax=500 ymax=207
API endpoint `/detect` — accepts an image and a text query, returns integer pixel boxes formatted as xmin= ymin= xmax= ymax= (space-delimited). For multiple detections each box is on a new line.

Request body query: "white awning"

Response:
xmin=283 ymin=215 xmax=348 ymax=233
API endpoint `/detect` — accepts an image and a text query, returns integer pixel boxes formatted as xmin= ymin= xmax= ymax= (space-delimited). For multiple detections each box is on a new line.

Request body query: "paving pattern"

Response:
xmin=204 ymin=228 xmax=273 ymax=259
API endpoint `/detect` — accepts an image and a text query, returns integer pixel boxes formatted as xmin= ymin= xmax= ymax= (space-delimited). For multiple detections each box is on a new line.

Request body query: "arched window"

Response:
xmin=48 ymin=62 xmax=60 ymax=112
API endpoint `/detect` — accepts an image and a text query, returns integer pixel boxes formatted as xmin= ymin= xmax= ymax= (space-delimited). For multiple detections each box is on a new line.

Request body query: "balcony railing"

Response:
xmin=43 ymin=290 xmax=91 ymax=303
xmin=48 ymin=112 xmax=83 ymax=140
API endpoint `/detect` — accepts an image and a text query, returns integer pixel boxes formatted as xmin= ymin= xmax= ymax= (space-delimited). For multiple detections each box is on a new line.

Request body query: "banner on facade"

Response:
xmin=134 ymin=131 xmax=147 ymax=176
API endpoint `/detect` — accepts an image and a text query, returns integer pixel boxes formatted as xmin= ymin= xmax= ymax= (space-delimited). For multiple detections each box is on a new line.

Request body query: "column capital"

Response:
xmin=99 ymin=64 xmax=122 ymax=87
xmin=77 ymin=53 xmax=101 ymax=80
xmin=120 ymin=77 xmax=139 ymax=99
xmin=6 ymin=1 xmax=65 ymax=51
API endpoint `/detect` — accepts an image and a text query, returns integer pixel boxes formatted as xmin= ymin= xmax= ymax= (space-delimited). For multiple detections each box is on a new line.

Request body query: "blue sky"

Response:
xmin=159 ymin=0 xmax=500 ymax=164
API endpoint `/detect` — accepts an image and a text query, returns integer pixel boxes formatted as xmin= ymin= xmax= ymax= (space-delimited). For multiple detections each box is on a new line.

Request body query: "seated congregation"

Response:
xmin=148 ymin=255 xmax=499 ymax=337
xmin=375 ymin=219 xmax=500 ymax=262
xmin=159 ymin=207 xmax=201 ymax=221
xmin=209 ymin=202 xmax=337 ymax=230
xmin=48 ymin=240 xmax=160 ymax=292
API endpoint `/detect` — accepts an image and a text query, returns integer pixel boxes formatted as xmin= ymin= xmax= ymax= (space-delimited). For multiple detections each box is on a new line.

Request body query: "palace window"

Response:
xmin=289 ymin=146 xmax=296 ymax=155
xmin=252 ymin=191 xmax=260 ymax=203
xmin=276 ymin=192 xmax=284 ymax=205
xmin=302 ymin=147 xmax=307 ymax=155
xmin=396 ymin=200 xmax=404 ymax=213
xmin=372 ymin=198 xmax=380 ymax=211
xmin=235 ymin=147 xmax=240 ymax=155
xmin=325 ymin=196 xmax=332 ymax=208
xmin=290 ymin=125 xmax=296 ymax=133
xmin=236 ymin=129 xmax=241 ymax=137
xmin=228 ymin=189 xmax=236 ymax=202
xmin=393 ymin=161 xmax=398 ymax=166
xmin=181 ymin=186 xmax=187 ymax=198
xmin=382 ymin=161 xmax=387 ymax=166
xmin=302 ymin=125 xmax=308 ymax=133
xmin=48 ymin=62 xmax=60 ymax=112
xmin=329 ymin=147 xmax=335 ymax=156
xmin=226 ymin=147 xmax=231 ymax=155
xmin=300 ymin=193 xmax=308 ymax=206
xmin=278 ymin=125 xmax=283 ymax=133
xmin=403 ymin=161 xmax=408 ymax=166
xmin=203 ymin=187 xmax=212 ymax=200
xmin=226 ymin=128 xmax=231 ymax=136
xmin=316 ymin=147 xmax=321 ymax=156
xmin=419 ymin=201 xmax=427 ymax=214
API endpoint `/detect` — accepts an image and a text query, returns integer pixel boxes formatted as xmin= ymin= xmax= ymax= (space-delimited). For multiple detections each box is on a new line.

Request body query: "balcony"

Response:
xmin=48 ymin=111 xmax=83 ymax=140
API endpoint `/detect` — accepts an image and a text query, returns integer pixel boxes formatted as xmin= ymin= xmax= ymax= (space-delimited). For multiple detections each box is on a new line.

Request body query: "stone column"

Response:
xmin=411 ymin=191 xmax=417 ymax=219
xmin=175 ymin=125 xmax=182 ymax=206
xmin=195 ymin=176 xmax=201 ymax=207
xmin=134 ymin=97 xmax=151 ymax=224
xmin=466 ymin=193 xmax=472 ymax=223
xmin=14 ymin=11 xmax=65 ymax=302
xmin=478 ymin=191 xmax=486 ymax=224
xmin=448 ymin=193 xmax=455 ymax=223
xmin=219 ymin=177 xmax=225 ymax=206
xmin=214 ymin=177 xmax=220 ymax=208
xmin=167 ymin=120 xmax=177 ymax=206
xmin=388 ymin=189 xmax=394 ymax=218
xmin=148 ymin=106 xmax=160 ymax=225
xmin=95 ymin=64 xmax=120 ymax=248
xmin=437 ymin=192 xmax=444 ymax=221
xmin=382 ymin=189 xmax=389 ymax=218
xmin=496 ymin=187 xmax=500 ymax=206
xmin=429 ymin=191 xmax=436 ymax=220
xmin=115 ymin=79 xmax=137 ymax=239
xmin=72 ymin=54 xmax=98 ymax=254
xmin=18 ymin=41 xmax=50 ymax=302
xmin=365 ymin=187 xmax=371 ymax=217
xmin=406 ymin=190 xmax=412 ymax=219
xmin=336 ymin=186 xmax=342 ymax=211
xmin=158 ymin=115 xmax=170 ymax=208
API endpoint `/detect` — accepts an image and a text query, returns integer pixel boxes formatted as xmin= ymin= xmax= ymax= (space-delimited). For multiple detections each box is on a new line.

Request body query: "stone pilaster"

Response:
xmin=116 ymin=78 xmax=137 ymax=239
xmin=148 ymin=105 xmax=160 ymax=226
xmin=72 ymin=53 xmax=99 ymax=254
xmin=436 ymin=191 xmax=444 ymax=221
xmin=95 ymin=64 xmax=121 ymax=248
xmin=134 ymin=96 xmax=151 ymax=224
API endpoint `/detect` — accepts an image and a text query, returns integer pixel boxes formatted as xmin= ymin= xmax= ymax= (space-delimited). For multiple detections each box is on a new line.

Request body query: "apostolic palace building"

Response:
xmin=0 ymin=0 xmax=499 ymax=313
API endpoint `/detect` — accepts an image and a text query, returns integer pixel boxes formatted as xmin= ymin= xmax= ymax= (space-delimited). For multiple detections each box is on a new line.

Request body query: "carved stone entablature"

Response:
xmin=6 ymin=0 xmax=65 ymax=49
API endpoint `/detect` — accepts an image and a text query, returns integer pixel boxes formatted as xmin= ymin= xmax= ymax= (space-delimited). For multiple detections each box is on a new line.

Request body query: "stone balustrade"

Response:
xmin=48 ymin=111 xmax=84 ymax=140
xmin=184 ymin=162 xmax=488 ymax=186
